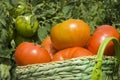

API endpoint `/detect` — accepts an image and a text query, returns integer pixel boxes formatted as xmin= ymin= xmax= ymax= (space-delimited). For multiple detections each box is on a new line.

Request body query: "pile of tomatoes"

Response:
xmin=14 ymin=19 xmax=120 ymax=66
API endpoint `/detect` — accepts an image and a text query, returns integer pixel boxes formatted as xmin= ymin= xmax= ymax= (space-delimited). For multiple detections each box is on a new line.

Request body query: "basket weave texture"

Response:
xmin=16 ymin=56 xmax=117 ymax=80
xmin=15 ymin=37 xmax=120 ymax=80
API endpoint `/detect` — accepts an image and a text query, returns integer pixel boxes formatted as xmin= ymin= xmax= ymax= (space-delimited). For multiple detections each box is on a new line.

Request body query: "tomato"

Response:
xmin=15 ymin=14 xmax=39 ymax=37
xmin=15 ymin=42 xmax=51 ymax=66
xmin=14 ymin=0 xmax=31 ymax=17
xmin=71 ymin=47 xmax=94 ymax=58
xmin=87 ymin=25 xmax=119 ymax=56
xmin=41 ymin=36 xmax=57 ymax=58
xmin=15 ymin=4 xmax=25 ymax=16
xmin=52 ymin=47 xmax=93 ymax=61
xmin=52 ymin=48 xmax=72 ymax=61
xmin=50 ymin=19 xmax=90 ymax=50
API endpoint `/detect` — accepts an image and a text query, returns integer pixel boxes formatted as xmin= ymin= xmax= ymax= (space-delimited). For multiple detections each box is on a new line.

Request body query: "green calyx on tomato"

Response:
xmin=15 ymin=14 xmax=39 ymax=37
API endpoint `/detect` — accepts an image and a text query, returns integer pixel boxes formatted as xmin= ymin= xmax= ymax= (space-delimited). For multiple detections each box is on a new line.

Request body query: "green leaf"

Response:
xmin=0 ymin=29 xmax=8 ymax=43
xmin=0 ymin=17 xmax=6 ymax=26
xmin=37 ymin=26 xmax=49 ymax=43
xmin=62 ymin=5 xmax=72 ymax=18
xmin=0 ymin=58 xmax=15 ymax=80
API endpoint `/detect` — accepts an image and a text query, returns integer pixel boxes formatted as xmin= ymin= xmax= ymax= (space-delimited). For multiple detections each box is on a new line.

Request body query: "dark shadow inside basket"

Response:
xmin=15 ymin=37 xmax=120 ymax=80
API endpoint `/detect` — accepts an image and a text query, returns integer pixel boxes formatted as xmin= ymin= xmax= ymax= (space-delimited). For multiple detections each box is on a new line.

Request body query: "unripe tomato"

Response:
xmin=50 ymin=19 xmax=91 ymax=50
xmin=15 ymin=4 xmax=25 ymax=16
xmin=15 ymin=42 xmax=51 ymax=66
xmin=87 ymin=25 xmax=119 ymax=56
xmin=14 ymin=0 xmax=31 ymax=17
xmin=52 ymin=47 xmax=93 ymax=61
xmin=15 ymin=14 xmax=39 ymax=37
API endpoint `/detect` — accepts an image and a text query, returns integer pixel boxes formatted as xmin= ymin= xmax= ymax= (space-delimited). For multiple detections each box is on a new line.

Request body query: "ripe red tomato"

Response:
xmin=41 ymin=36 xmax=57 ymax=58
xmin=52 ymin=47 xmax=93 ymax=61
xmin=15 ymin=42 xmax=51 ymax=66
xmin=87 ymin=25 xmax=119 ymax=56
xmin=71 ymin=47 xmax=94 ymax=58
xmin=50 ymin=19 xmax=91 ymax=50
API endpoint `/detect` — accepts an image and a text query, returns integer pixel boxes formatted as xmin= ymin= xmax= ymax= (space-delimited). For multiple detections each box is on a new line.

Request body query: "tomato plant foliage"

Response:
xmin=0 ymin=0 xmax=16 ymax=80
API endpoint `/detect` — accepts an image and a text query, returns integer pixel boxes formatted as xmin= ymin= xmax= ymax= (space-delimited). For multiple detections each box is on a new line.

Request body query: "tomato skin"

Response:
xmin=71 ymin=47 xmax=94 ymax=58
xmin=52 ymin=48 xmax=71 ymax=61
xmin=14 ymin=1 xmax=31 ymax=17
xmin=41 ymin=36 xmax=57 ymax=58
xmin=15 ymin=4 xmax=25 ymax=16
xmin=15 ymin=42 xmax=51 ymax=66
xmin=52 ymin=47 xmax=93 ymax=61
xmin=50 ymin=19 xmax=90 ymax=50
xmin=15 ymin=15 xmax=39 ymax=37
xmin=87 ymin=25 xmax=119 ymax=56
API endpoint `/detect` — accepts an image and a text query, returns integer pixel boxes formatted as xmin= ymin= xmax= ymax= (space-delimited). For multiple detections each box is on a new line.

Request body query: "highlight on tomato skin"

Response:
xmin=87 ymin=25 xmax=120 ymax=56
xmin=52 ymin=47 xmax=93 ymax=62
xmin=50 ymin=19 xmax=91 ymax=50
xmin=14 ymin=42 xmax=51 ymax=66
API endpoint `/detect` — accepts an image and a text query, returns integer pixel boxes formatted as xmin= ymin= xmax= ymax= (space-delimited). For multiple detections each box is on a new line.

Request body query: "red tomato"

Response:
xmin=87 ymin=25 xmax=119 ymax=56
xmin=50 ymin=19 xmax=91 ymax=50
xmin=41 ymin=36 xmax=57 ymax=58
xmin=52 ymin=47 xmax=93 ymax=61
xmin=15 ymin=42 xmax=51 ymax=66
xmin=71 ymin=47 xmax=94 ymax=58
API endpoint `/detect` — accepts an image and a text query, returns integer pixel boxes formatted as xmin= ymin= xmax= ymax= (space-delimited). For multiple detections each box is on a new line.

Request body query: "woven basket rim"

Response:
xmin=16 ymin=55 xmax=117 ymax=80
xmin=16 ymin=55 xmax=115 ymax=68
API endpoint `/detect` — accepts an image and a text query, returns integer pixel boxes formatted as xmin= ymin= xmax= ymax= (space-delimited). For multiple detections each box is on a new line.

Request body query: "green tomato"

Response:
xmin=14 ymin=1 xmax=31 ymax=17
xmin=15 ymin=14 xmax=39 ymax=37
xmin=15 ymin=4 xmax=25 ymax=15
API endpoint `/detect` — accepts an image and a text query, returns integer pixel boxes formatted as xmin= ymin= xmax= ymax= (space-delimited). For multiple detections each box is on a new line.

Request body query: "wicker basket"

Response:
xmin=15 ymin=37 xmax=120 ymax=80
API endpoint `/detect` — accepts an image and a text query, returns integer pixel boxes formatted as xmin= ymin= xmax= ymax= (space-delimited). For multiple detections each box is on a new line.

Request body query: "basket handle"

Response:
xmin=91 ymin=37 xmax=120 ymax=80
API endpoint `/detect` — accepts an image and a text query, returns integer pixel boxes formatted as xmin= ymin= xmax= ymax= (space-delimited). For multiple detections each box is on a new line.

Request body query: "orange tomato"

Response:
xmin=52 ymin=47 xmax=93 ymax=61
xmin=50 ymin=19 xmax=91 ymax=50
xmin=41 ymin=36 xmax=57 ymax=58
